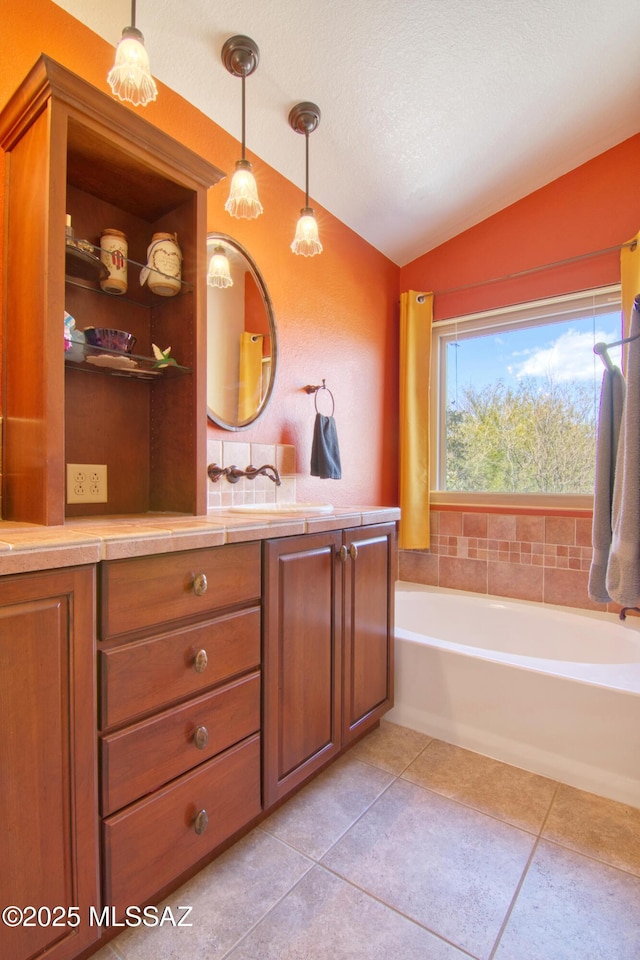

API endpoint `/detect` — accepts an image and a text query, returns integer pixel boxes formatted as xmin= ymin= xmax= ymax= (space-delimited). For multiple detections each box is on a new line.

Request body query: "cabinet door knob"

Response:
xmin=338 ymin=544 xmax=348 ymax=562
xmin=349 ymin=543 xmax=359 ymax=561
xmin=193 ymin=572 xmax=208 ymax=596
xmin=193 ymin=725 xmax=209 ymax=750
xmin=193 ymin=649 xmax=208 ymax=673
xmin=193 ymin=809 xmax=208 ymax=835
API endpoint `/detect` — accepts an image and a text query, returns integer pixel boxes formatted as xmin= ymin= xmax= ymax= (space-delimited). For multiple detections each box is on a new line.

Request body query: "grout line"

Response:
xmin=540 ymin=835 xmax=640 ymax=880
xmin=486 ymin=833 xmax=543 ymax=960
xmin=485 ymin=783 xmax=561 ymax=960
xmin=217 ymin=854 xmax=316 ymax=960
xmin=316 ymin=861 xmax=482 ymax=960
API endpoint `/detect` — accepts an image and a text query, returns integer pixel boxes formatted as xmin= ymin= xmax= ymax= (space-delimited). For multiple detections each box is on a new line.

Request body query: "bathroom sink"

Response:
xmin=228 ymin=503 xmax=334 ymax=515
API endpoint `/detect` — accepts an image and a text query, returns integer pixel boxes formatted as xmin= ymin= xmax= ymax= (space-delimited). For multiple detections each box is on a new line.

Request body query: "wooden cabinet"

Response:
xmin=98 ymin=542 xmax=262 ymax=915
xmin=342 ymin=523 xmax=397 ymax=744
xmin=263 ymin=531 xmax=343 ymax=807
xmin=0 ymin=56 xmax=223 ymax=524
xmin=0 ymin=566 xmax=99 ymax=960
xmin=263 ymin=523 xmax=396 ymax=807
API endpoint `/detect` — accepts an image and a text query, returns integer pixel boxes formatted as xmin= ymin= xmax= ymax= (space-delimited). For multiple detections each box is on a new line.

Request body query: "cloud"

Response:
xmin=511 ymin=328 xmax=621 ymax=382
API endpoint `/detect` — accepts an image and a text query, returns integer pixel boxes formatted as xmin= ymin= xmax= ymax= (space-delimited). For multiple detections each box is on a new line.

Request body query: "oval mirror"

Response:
xmin=206 ymin=233 xmax=276 ymax=430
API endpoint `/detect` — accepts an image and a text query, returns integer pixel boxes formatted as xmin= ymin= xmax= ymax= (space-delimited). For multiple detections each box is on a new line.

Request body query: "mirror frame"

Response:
xmin=206 ymin=232 xmax=277 ymax=431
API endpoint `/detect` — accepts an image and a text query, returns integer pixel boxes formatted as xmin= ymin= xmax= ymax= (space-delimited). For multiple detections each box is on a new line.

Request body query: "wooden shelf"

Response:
xmin=65 ymin=341 xmax=191 ymax=379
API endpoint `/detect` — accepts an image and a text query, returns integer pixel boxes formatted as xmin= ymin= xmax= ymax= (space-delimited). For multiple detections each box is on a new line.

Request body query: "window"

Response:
xmin=431 ymin=285 xmax=622 ymax=503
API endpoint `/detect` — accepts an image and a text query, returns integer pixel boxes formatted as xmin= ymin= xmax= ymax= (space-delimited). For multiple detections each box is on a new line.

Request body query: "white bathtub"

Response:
xmin=386 ymin=582 xmax=640 ymax=807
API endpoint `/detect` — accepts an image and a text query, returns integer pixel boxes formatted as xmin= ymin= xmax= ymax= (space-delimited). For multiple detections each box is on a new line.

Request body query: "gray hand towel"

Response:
xmin=588 ymin=366 xmax=625 ymax=602
xmin=310 ymin=413 xmax=342 ymax=479
xmin=607 ymin=303 xmax=640 ymax=606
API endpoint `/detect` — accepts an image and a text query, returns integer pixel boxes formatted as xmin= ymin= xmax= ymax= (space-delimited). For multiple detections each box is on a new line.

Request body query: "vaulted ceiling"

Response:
xmin=53 ymin=0 xmax=640 ymax=266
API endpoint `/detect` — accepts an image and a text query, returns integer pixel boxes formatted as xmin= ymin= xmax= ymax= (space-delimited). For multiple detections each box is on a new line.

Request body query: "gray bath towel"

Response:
xmin=607 ymin=302 xmax=640 ymax=606
xmin=588 ymin=366 xmax=625 ymax=602
xmin=310 ymin=413 xmax=342 ymax=479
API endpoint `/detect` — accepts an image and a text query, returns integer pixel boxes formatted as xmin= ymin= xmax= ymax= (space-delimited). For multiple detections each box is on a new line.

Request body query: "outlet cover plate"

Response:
xmin=67 ymin=463 xmax=108 ymax=503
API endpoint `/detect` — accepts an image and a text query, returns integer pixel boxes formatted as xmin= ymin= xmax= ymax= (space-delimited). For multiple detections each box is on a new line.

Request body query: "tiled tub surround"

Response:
xmin=399 ymin=508 xmax=608 ymax=611
xmin=206 ymin=439 xmax=298 ymax=510
xmin=87 ymin=722 xmax=640 ymax=960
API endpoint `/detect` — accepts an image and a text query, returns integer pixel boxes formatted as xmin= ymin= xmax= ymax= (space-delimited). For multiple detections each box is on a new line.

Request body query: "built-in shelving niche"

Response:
xmin=0 ymin=56 xmax=224 ymax=524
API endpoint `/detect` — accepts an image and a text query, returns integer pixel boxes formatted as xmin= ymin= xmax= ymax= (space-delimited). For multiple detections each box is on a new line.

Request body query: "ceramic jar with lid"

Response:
xmin=140 ymin=232 xmax=182 ymax=297
xmin=100 ymin=228 xmax=128 ymax=295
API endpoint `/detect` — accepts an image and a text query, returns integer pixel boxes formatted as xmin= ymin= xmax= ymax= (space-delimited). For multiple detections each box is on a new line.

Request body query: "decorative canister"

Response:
xmin=99 ymin=228 xmax=128 ymax=295
xmin=140 ymin=232 xmax=182 ymax=297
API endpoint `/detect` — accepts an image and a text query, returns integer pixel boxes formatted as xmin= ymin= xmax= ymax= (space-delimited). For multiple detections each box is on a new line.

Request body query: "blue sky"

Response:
xmin=446 ymin=311 xmax=622 ymax=409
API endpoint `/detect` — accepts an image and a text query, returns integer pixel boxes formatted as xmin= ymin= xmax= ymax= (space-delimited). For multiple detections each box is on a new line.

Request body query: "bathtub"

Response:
xmin=385 ymin=582 xmax=640 ymax=807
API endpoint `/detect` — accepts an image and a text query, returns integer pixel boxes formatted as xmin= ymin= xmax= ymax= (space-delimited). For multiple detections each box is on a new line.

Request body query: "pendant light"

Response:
xmin=222 ymin=35 xmax=263 ymax=220
xmin=207 ymin=246 xmax=234 ymax=288
xmin=107 ymin=1 xmax=157 ymax=107
xmin=289 ymin=102 xmax=322 ymax=257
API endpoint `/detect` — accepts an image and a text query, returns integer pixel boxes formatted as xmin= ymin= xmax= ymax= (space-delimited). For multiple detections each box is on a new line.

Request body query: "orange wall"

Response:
xmin=401 ymin=132 xmax=640 ymax=320
xmin=0 ymin=0 xmax=400 ymax=508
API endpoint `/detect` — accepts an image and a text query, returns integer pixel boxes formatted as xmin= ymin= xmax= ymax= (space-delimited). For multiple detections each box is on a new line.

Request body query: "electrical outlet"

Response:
xmin=67 ymin=463 xmax=108 ymax=503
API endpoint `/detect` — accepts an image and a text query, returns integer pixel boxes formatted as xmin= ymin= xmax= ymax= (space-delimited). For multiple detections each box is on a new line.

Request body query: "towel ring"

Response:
xmin=304 ymin=379 xmax=335 ymax=416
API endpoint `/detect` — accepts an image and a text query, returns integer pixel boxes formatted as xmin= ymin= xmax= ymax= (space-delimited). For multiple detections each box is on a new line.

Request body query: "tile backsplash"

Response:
xmin=399 ymin=508 xmax=609 ymax=613
xmin=206 ymin=439 xmax=297 ymax=510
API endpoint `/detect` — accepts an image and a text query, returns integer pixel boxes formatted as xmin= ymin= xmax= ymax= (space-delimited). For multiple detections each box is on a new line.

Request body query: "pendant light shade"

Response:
xmin=289 ymin=102 xmax=322 ymax=257
xmin=222 ymin=36 xmax=263 ymax=220
xmin=291 ymin=206 xmax=322 ymax=257
xmin=107 ymin=2 xmax=157 ymax=107
xmin=207 ymin=246 xmax=234 ymax=288
xmin=225 ymin=159 xmax=262 ymax=220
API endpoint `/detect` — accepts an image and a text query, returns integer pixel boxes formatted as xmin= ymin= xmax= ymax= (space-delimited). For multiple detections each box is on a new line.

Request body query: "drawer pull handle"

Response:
xmin=193 ymin=809 xmax=208 ymax=835
xmin=193 ymin=725 xmax=209 ymax=750
xmin=193 ymin=573 xmax=208 ymax=596
xmin=193 ymin=649 xmax=208 ymax=673
xmin=349 ymin=543 xmax=359 ymax=561
xmin=338 ymin=544 xmax=348 ymax=562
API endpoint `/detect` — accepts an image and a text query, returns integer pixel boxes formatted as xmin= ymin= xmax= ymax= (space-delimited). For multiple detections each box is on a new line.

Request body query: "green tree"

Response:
xmin=446 ymin=377 xmax=596 ymax=494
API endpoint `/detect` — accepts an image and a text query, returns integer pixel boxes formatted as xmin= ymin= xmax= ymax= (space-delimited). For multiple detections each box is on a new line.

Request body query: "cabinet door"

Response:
xmin=0 ymin=566 xmax=99 ymax=960
xmin=342 ymin=523 xmax=396 ymax=743
xmin=263 ymin=532 xmax=342 ymax=807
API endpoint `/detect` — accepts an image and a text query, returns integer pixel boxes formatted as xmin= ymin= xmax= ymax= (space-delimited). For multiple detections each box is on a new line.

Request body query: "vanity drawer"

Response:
xmin=99 ymin=606 xmax=260 ymax=729
xmin=101 ymin=672 xmax=261 ymax=815
xmin=100 ymin=541 xmax=261 ymax=639
xmin=103 ymin=734 xmax=261 ymax=916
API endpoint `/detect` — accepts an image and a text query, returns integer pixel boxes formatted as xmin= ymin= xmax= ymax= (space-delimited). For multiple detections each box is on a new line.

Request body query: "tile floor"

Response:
xmin=94 ymin=722 xmax=640 ymax=960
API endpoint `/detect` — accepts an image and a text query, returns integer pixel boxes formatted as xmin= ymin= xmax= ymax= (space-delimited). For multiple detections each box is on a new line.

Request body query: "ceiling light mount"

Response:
xmin=222 ymin=35 xmax=263 ymax=219
xmin=288 ymin=102 xmax=321 ymax=138
xmin=221 ymin=35 xmax=260 ymax=79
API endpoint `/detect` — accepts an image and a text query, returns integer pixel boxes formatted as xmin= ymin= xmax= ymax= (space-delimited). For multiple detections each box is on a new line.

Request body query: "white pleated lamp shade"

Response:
xmin=291 ymin=207 xmax=323 ymax=257
xmin=207 ymin=247 xmax=234 ymax=288
xmin=225 ymin=159 xmax=263 ymax=219
xmin=107 ymin=27 xmax=158 ymax=107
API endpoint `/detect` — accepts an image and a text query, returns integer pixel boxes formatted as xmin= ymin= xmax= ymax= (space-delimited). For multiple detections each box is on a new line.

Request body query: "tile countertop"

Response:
xmin=0 ymin=506 xmax=401 ymax=576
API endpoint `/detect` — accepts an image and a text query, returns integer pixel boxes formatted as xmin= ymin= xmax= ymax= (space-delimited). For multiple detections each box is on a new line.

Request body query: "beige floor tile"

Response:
xmin=109 ymin=829 xmax=312 ymax=960
xmin=322 ymin=778 xmax=534 ymax=960
xmin=348 ymin=719 xmax=432 ymax=774
xmin=260 ymin=753 xmax=394 ymax=859
xmin=226 ymin=865 xmax=468 ymax=960
xmin=542 ymin=783 xmax=640 ymax=876
xmin=494 ymin=840 xmax=640 ymax=959
xmin=402 ymin=738 xmax=558 ymax=832
xmin=91 ymin=948 xmax=121 ymax=960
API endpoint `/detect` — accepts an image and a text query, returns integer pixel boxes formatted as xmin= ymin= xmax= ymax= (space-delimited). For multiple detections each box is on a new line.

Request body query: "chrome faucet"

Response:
xmin=207 ymin=463 xmax=281 ymax=486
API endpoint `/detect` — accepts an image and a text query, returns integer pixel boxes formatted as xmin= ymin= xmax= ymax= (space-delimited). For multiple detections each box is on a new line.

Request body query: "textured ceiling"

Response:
xmin=52 ymin=1 xmax=640 ymax=266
